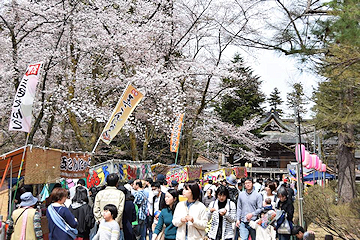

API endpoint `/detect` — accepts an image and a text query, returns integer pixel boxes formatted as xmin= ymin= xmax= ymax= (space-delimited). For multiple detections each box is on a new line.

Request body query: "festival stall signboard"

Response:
xmin=233 ymin=167 xmax=247 ymax=178
xmin=204 ymin=169 xmax=226 ymax=182
xmin=24 ymin=146 xmax=91 ymax=184
xmin=60 ymin=153 xmax=91 ymax=178
xmin=165 ymin=165 xmax=202 ymax=185
xmin=166 ymin=167 xmax=188 ymax=185
xmin=151 ymin=163 xmax=174 ymax=178
xmin=87 ymin=160 xmax=152 ymax=188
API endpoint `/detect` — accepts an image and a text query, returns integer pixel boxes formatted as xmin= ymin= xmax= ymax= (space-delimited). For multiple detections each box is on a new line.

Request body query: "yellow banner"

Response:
xmin=101 ymin=84 xmax=143 ymax=144
xmin=170 ymin=113 xmax=184 ymax=152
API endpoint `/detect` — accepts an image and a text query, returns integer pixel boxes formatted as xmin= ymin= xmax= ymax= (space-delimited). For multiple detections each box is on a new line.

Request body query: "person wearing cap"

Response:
xmin=235 ymin=177 xmax=262 ymax=240
xmin=9 ymin=192 xmax=43 ymax=240
xmin=156 ymin=174 xmax=168 ymax=193
xmin=170 ymin=180 xmax=179 ymax=191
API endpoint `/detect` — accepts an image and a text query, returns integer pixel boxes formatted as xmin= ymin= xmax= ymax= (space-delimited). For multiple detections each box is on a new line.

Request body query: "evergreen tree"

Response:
xmin=215 ymin=54 xmax=265 ymax=126
xmin=286 ymin=83 xmax=308 ymax=117
xmin=268 ymin=87 xmax=283 ymax=115
xmin=312 ymin=0 xmax=360 ymax=202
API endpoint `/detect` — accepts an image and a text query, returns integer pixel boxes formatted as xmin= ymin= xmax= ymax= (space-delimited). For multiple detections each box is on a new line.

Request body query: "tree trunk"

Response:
xmin=130 ymin=131 xmax=139 ymax=161
xmin=337 ymin=125 xmax=356 ymax=203
xmin=44 ymin=114 xmax=55 ymax=147
xmin=142 ymin=125 xmax=155 ymax=161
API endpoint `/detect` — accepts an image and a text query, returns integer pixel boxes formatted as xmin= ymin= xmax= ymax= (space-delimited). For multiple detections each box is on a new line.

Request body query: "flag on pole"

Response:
xmin=170 ymin=113 xmax=184 ymax=152
xmin=9 ymin=62 xmax=43 ymax=132
xmin=100 ymin=84 xmax=143 ymax=144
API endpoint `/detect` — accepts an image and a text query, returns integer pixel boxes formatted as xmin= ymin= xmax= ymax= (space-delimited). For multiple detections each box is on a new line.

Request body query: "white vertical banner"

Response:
xmin=9 ymin=62 xmax=43 ymax=132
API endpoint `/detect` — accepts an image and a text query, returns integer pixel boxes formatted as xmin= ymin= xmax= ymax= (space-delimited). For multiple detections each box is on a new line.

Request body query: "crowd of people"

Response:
xmin=7 ymin=173 xmax=326 ymax=240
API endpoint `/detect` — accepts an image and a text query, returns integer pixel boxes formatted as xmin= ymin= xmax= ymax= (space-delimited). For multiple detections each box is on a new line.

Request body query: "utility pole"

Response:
xmin=294 ymin=106 xmax=304 ymax=227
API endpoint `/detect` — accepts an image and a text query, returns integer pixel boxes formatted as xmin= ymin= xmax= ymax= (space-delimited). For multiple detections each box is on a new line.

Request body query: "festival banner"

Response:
xmin=100 ymin=84 xmax=143 ymax=144
xmin=60 ymin=153 xmax=91 ymax=178
xmin=170 ymin=113 xmax=184 ymax=152
xmin=9 ymin=62 xmax=43 ymax=132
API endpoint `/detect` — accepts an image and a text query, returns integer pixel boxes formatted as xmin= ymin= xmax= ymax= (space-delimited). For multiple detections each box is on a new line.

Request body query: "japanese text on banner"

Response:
xmin=170 ymin=113 xmax=184 ymax=152
xmin=9 ymin=63 xmax=43 ymax=132
xmin=101 ymin=84 xmax=143 ymax=144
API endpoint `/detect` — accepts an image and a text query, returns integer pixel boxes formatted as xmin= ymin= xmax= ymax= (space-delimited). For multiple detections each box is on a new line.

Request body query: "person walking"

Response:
xmin=133 ymin=180 xmax=148 ymax=240
xmin=235 ymin=177 xmax=262 ymax=240
xmin=118 ymin=186 xmax=137 ymax=240
xmin=172 ymin=181 xmax=208 ymax=240
xmin=202 ymin=189 xmax=215 ymax=208
xmin=275 ymin=187 xmax=294 ymax=240
xmin=207 ymin=185 xmax=236 ymax=240
xmin=152 ymin=189 xmax=179 ymax=240
xmin=9 ymin=192 xmax=43 ymax=240
xmin=69 ymin=186 xmax=95 ymax=240
xmin=47 ymin=188 xmax=78 ymax=240
xmin=93 ymin=173 xmax=125 ymax=227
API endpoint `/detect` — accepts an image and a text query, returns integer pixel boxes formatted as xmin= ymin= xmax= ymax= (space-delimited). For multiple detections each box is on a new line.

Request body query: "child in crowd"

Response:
xmin=263 ymin=198 xmax=273 ymax=212
xmin=93 ymin=204 xmax=120 ymax=240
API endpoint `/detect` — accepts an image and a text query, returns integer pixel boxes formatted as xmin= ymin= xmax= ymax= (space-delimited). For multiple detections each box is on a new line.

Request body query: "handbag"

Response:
xmin=48 ymin=204 xmax=78 ymax=239
xmin=276 ymin=211 xmax=293 ymax=235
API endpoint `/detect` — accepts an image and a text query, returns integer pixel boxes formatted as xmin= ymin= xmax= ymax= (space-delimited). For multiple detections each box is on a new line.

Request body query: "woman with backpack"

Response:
xmin=207 ymin=185 xmax=236 ymax=240
xmin=69 ymin=186 xmax=95 ymax=240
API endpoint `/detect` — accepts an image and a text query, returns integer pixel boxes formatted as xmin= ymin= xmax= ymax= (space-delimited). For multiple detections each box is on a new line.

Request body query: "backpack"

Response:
xmin=227 ymin=186 xmax=239 ymax=205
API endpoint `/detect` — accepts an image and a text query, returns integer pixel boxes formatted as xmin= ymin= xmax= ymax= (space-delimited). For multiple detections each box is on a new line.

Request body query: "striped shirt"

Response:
xmin=134 ymin=190 xmax=148 ymax=221
xmin=93 ymin=219 xmax=120 ymax=240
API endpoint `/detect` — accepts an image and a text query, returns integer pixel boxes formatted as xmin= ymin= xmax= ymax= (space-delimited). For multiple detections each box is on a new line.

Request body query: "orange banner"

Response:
xmin=170 ymin=113 xmax=184 ymax=152
xmin=101 ymin=84 xmax=143 ymax=144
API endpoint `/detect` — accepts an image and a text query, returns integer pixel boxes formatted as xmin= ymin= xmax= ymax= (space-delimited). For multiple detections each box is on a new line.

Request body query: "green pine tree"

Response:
xmin=215 ymin=54 xmax=265 ymax=126
xmin=286 ymin=83 xmax=308 ymax=118
xmin=312 ymin=0 xmax=360 ymax=202
xmin=268 ymin=87 xmax=283 ymax=115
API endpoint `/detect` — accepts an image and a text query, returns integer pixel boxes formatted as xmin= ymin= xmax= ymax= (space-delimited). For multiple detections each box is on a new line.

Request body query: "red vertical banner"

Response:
xmin=170 ymin=113 xmax=184 ymax=152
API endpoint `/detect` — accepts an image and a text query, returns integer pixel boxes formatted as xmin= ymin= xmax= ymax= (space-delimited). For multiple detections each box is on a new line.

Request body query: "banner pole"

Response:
xmin=92 ymin=137 xmax=101 ymax=154
xmin=9 ymin=133 xmax=29 ymax=219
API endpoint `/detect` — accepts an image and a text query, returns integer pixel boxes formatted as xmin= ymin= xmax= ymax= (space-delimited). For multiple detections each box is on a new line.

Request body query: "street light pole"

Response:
xmin=295 ymin=106 xmax=304 ymax=227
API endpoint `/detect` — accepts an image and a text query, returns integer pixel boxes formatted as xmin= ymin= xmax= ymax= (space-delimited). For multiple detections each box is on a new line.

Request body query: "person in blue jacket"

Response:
xmin=151 ymin=189 xmax=179 ymax=240
xmin=47 ymin=187 xmax=78 ymax=240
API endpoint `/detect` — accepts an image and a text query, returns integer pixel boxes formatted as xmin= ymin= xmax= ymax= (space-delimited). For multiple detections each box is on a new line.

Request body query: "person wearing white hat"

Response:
xmin=9 ymin=192 xmax=43 ymax=240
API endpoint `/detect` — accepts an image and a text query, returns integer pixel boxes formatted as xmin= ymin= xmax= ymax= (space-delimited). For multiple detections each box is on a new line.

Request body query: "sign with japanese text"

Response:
xmin=87 ymin=160 xmax=152 ymax=188
xmin=170 ymin=113 xmax=184 ymax=152
xmin=9 ymin=63 xmax=43 ymax=132
xmin=165 ymin=165 xmax=202 ymax=184
xmin=101 ymin=84 xmax=143 ymax=144
xmin=60 ymin=153 xmax=91 ymax=178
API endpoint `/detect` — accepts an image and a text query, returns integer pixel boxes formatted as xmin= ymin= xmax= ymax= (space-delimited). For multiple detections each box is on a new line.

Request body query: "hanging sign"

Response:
xmin=170 ymin=113 xmax=184 ymax=152
xmin=101 ymin=84 xmax=143 ymax=144
xmin=9 ymin=62 xmax=43 ymax=132
xmin=60 ymin=153 xmax=91 ymax=178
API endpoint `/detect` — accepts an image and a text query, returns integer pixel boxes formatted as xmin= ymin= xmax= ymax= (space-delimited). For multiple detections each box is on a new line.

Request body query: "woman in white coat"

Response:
xmin=172 ymin=181 xmax=208 ymax=240
xmin=207 ymin=185 xmax=236 ymax=240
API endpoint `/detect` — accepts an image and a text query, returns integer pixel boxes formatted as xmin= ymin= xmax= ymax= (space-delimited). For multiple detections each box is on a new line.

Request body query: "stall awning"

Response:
xmin=0 ymin=146 xmax=28 ymax=180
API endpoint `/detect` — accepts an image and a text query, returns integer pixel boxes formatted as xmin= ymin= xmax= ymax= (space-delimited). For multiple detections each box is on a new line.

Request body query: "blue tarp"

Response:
xmin=303 ymin=171 xmax=335 ymax=181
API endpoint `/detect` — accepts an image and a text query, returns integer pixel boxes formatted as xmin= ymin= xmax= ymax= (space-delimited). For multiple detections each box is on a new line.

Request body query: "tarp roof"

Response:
xmin=0 ymin=146 xmax=28 ymax=180
xmin=303 ymin=171 xmax=335 ymax=181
